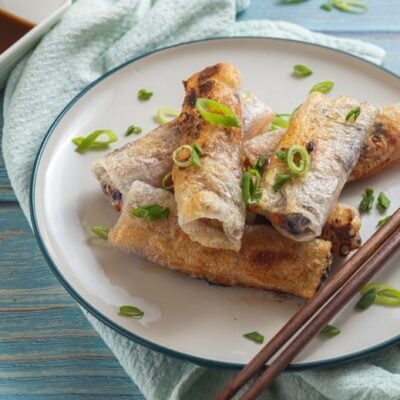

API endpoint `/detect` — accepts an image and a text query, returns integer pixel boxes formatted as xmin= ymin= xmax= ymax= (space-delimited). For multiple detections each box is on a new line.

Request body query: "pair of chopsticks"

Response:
xmin=216 ymin=208 xmax=400 ymax=400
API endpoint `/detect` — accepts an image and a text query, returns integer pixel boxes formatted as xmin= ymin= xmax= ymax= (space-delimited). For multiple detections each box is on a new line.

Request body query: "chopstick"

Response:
xmin=216 ymin=208 xmax=400 ymax=400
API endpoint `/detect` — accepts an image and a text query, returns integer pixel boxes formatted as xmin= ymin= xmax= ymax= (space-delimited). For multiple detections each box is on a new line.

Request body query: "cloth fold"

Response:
xmin=2 ymin=0 xmax=398 ymax=399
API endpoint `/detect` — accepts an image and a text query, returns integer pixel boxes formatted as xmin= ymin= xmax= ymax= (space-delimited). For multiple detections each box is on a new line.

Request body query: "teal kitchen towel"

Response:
xmin=3 ymin=0 xmax=398 ymax=399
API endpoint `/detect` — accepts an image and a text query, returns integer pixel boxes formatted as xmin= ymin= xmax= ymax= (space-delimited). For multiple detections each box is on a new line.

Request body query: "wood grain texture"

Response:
xmin=1 ymin=1 xmax=400 ymax=398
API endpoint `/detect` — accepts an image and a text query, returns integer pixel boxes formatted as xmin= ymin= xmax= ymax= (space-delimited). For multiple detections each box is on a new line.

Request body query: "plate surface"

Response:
xmin=31 ymin=38 xmax=400 ymax=368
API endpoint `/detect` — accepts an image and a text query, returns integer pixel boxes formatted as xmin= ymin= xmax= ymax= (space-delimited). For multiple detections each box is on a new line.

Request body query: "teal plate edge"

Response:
xmin=29 ymin=37 xmax=400 ymax=371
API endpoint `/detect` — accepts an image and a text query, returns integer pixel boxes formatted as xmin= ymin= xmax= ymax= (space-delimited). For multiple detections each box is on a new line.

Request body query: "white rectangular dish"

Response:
xmin=0 ymin=0 xmax=71 ymax=88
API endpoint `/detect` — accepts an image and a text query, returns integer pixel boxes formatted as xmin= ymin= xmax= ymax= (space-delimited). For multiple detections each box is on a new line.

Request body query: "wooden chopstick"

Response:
xmin=216 ymin=208 xmax=400 ymax=400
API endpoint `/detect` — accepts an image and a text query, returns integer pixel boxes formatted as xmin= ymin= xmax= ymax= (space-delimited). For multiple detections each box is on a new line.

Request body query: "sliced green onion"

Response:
xmin=137 ymin=89 xmax=153 ymax=101
xmin=125 ymin=125 xmax=142 ymax=136
xmin=72 ymin=129 xmax=118 ymax=153
xmin=355 ymin=288 xmax=377 ymax=311
xmin=292 ymin=64 xmax=313 ymax=78
xmin=118 ymin=305 xmax=144 ymax=319
xmin=287 ymin=144 xmax=310 ymax=175
xmin=345 ymin=107 xmax=361 ymax=122
xmin=161 ymin=171 xmax=174 ymax=190
xmin=359 ymin=188 xmax=374 ymax=213
xmin=243 ymin=331 xmax=264 ymax=344
xmin=196 ymin=98 xmax=241 ymax=128
xmin=275 ymin=150 xmax=288 ymax=161
xmin=242 ymin=169 xmax=262 ymax=205
xmin=360 ymin=282 xmax=400 ymax=306
xmin=319 ymin=324 xmax=341 ymax=338
xmin=155 ymin=107 xmax=180 ymax=125
xmin=273 ymin=173 xmax=292 ymax=192
xmin=377 ymin=192 xmax=391 ymax=210
xmin=310 ymin=81 xmax=334 ymax=94
xmin=91 ymin=225 xmax=109 ymax=240
xmin=377 ymin=215 xmax=391 ymax=228
xmin=172 ymin=145 xmax=193 ymax=168
xmin=255 ymin=156 xmax=266 ymax=174
xmin=131 ymin=204 xmax=170 ymax=221
xmin=320 ymin=2 xmax=333 ymax=11
xmin=269 ymin=113 xmax=291 ymax=131
xmin=332 ymin=0 xmax=368 ymax=13
xmin=172 ymin=143 xmax=202 ymax=168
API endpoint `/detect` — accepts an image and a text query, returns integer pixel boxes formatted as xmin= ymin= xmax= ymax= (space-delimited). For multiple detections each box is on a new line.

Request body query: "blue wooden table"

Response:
xmin=1 ymin=1 xmax=399 ymax=398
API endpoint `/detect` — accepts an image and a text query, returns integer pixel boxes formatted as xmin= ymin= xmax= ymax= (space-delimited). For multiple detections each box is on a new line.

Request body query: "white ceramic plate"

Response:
xmin=31 ymin=38 xmax=400 ymax=368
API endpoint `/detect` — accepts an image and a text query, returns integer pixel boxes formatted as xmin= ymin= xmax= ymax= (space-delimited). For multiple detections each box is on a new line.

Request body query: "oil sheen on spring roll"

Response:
xmin=173 ymin=63 xmax=245 ymax=251
xmin=258 ymin=92 xmax=377 ymax=241
xmin=109 ymin=181 xmax=332 ymax=300
xmin=244 ymin=103 xmax=400 ymax=182
xmin=92 ymin=92 xmax=273 ymax=211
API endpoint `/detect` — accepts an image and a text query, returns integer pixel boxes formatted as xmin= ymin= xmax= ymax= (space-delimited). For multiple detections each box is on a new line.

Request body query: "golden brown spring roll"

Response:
xmin=109 ymin=181 xmax=332 ymax=299
xmin=258 ymin=92 xmax=377 ymax=241
xmin=244 ymin=104 xmax=400 ymax=182
xmin=93 ymin=92 xmax=272 ymax=211
xmin=173 ymin=63 xmax=245 ymax=251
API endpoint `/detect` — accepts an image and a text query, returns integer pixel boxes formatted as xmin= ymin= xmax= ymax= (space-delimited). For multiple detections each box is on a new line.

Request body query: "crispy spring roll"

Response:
xmin=173 ymin=63 xmax=245 ymax=251
xmin=244 ymin=104 xmax=400 ymax=182
xmin=109 ymin=181 xmax=332 ymax=300
xmin=93 ymin=92 xmax=272 ymax=211
xmin=258 ymin=92 xmax=377 ymax=241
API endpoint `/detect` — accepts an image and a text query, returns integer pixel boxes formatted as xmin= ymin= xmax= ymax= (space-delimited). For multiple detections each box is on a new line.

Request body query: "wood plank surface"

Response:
xmin=1 ymin=0 xmax=400 ymax=398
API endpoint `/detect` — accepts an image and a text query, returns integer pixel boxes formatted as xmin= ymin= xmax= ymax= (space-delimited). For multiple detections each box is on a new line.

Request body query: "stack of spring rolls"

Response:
xmin=93 ymin=63 xmax=400 ymax=299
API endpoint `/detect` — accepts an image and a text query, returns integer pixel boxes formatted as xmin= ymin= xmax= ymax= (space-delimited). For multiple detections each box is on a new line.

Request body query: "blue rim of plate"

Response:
xmin=30 ymin=37 xmax=400 ymax=370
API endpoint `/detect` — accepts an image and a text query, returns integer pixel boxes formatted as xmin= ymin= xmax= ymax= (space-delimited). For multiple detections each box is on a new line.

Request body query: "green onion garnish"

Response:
xmin=161 ymin=171 xmax=174 ymax=190
xmin=118 ymin=305 xmax=144 ymax=319
xmin=331 ymin=0 xmax=368 ymax=13
xmin=125 ymin=125 xmax=142 ymax=136
xmin=242 ymin=169 xmax=262 ymax=205
xmin=320 ymin=2 xmax=333 ymax=11
xmin=155 ymin=107 xmax=180 ymax=125
xmin=273 ymin=173 xmax=292 ymax=192
xmin=269 ymin=113 xmax=291 ymax=131
xmin=309 ymin=81 xmax=334 ymax=94
xmin=255 ymin=156 xmax=266 ymax=174
xmin=292 ymin=64 xmax=313 ymax=78
xmin=287 ymin=144 xmax=310 ymax=175
xmin=72 ymin=130 xmax=118 ymax=153
xmin=319 ymin=324 xmax=341 ymax=338
xmin=276 ymin=150 xmax=288 ymax=161
xmin=243 ymin=331 xmax=264 ymax=344
xmin=345 ymin=107 xmax=361 ymax=122
xmin=172 ymin=143 xmax=202 ymax=168
xmin=195 ymin=98 xmax=241 ymax=128
xmin=131 ymin=204 xmax=170 ymax=221
xmin=360 ymin=282 xmax=400 ymax=306
xmin=138 ymin=89 xmax=153 ymax=101
xmin=377 ymin=192 xmax=391 ymax=210
xmin=359 ymin=188 xmax=374 ymax=213
xmin=355 ymin=288 xmax=377 ymax=311
xmin=91 ymin=225 xmax=109 ymax=240
xmin=377 ymin=215 xmax=391 ymax=228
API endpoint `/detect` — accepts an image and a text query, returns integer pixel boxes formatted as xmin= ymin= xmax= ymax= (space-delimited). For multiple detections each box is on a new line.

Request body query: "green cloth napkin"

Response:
xmin=3 ymin=0 xmax=399 ymax=399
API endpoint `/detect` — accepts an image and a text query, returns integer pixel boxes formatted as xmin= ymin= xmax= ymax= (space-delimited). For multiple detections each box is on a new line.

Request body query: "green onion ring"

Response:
xmin=156 ymin=107 xmax=180 ymax=125
xmin=242 ymin=169 xmax=262 ymax=205
xmin=72 ymin=129 xmax=118 ymax=153
xmin=172 ymin=145 xmax=193 ymax=168
xmin=196 ymin=98 xmax=241 ymax=128
xmin=287 ymin=144 xmax=310 ymax=175
xmin=161 ymin=171 xmax=174 ymax=190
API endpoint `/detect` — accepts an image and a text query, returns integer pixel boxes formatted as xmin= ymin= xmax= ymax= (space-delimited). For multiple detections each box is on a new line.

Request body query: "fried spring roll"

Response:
xmin=258 ymin=92 xmax=377 ymax=241
xmin=109 ymin=181 xmax=332 ymax=300
xmin=93 ymin=92 xmax=272 ymax=211
xmin=244 ymin=104 xmax=400 ymax=182
xmin=173 ymin=63 xmax=245 ymax=251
